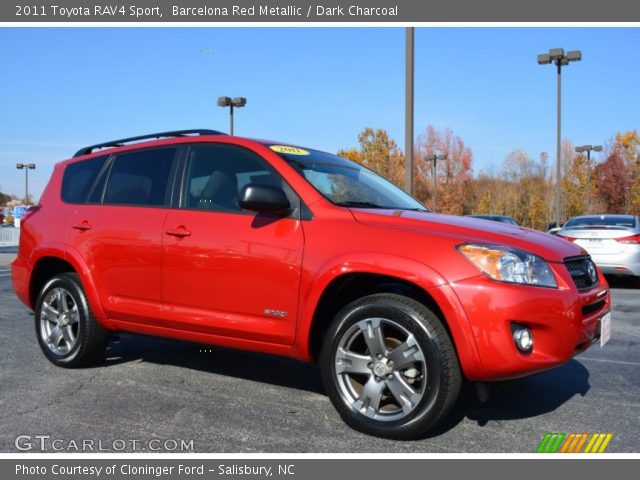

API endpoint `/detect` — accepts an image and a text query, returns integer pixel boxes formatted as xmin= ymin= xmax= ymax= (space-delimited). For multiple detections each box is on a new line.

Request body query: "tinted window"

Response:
xmin=184 ymin=145 xmax=283 ymax=213
xmin=271 ymin=147 xmax=427 ymax=211
xmin=104 ymin=148 xmax=176 ymax=206
xmin=61 ymin=156 xmax=107 ymax=203
xmin=87 ymin=168 xmax=108 ymax=204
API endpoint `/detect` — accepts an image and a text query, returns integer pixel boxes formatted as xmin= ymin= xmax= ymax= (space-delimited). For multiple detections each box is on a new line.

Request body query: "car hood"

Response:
xmin=351 ymin=209 xmax=586 ymax=263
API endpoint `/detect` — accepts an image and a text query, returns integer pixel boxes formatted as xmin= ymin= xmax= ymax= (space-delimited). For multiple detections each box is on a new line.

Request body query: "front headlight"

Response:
xmin=457 ymin=243 xmax=557 ymax=288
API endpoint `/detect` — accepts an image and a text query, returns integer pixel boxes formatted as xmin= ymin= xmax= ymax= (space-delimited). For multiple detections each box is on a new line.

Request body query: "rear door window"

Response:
xmin=104 ymin=147 xmax=177 ymax=206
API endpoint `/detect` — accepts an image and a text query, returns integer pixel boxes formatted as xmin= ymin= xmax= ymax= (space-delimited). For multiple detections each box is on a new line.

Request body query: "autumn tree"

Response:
xmin=615 ymin=130 xmax=640 ymax=215
xmin=500 ymin=149 xmax=548 ymax=229
xmin=470 ymin=150 xmax=551 ymax=230
xmin=0 ymin=188 xmax=12 ymax=206
xmin=415 ymin=125 xmax=473 ymax=215
xmin=337 ymin=125 xmax=639 ymax=228
xmin=337 ymin=128 xmax=405 ymax=187
xmin=562 ymin=151 xmax=588 ymax=218
xmin=595 ymin=145 xmax=631 ymax=214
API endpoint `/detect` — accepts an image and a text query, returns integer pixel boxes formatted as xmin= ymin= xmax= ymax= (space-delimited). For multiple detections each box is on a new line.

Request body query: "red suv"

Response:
xmin=12 ymin=130 xmax=611 ymax=439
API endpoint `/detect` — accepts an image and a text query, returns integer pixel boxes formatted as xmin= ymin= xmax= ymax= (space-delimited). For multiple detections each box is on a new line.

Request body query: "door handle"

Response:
xmin=72 ymin=222 xmax=91 ymax=231
xmin=166 ymin=228 xmax=191 ymax=238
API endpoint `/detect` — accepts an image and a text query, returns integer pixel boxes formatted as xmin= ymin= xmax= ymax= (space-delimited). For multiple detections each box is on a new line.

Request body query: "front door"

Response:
xmin=161 ymin=143 xmax=304 ymax=345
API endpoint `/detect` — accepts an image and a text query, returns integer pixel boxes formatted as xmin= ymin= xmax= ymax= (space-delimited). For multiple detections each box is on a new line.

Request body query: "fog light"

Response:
xmin=513 ymin=326 xmax=533 ymax=353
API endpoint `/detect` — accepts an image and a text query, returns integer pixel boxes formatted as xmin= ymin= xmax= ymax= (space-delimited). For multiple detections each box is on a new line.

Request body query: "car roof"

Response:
xmin=68 ymin=131 xmax=318 ymax=164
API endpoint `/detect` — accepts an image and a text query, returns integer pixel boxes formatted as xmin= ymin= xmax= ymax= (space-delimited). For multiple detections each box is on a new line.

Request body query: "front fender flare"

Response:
xmin=295 ymin=252 xmax=483 ymax=378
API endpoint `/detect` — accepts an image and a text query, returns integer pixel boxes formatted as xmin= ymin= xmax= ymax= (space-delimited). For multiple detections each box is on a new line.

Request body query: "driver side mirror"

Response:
xmin=239 ymin=184 xmax=290 ymax=215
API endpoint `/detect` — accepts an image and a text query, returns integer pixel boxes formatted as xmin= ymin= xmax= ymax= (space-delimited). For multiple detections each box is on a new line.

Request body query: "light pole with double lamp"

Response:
xmin=16 ymin=163 xmax=36 ymax=204
xmin=217 ymin=96 xmax=247 ymax=135
xmin=537 ymin=47 xmax=582 ymax=227
xmin=424 ymin=154 xmax=447 ymax=213
xmin=575 ymin=144 xmax=602 ymax=214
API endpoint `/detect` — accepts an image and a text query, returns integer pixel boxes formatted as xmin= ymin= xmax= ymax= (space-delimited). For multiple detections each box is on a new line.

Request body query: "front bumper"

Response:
xmin=450 ymin=265 xmax=610 ymax=381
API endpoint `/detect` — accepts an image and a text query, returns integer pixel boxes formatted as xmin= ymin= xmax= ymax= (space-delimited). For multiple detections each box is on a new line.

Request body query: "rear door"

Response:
xmin=161 ymin=143 xmax=304 ymax=345
xmin=66 ymin=146 xmax=179 ymax=324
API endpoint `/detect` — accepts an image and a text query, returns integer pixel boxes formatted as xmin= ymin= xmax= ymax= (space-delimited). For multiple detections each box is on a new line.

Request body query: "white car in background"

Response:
xmin=557 ymin=214 xmax=640 ymax=278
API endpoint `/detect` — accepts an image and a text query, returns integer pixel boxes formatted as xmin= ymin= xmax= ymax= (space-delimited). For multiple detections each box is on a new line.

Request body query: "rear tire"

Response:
xmin=35 ymin=273 xmax=108 ymax=367
xmin=320 ymin=293 xmax=461 ymax=439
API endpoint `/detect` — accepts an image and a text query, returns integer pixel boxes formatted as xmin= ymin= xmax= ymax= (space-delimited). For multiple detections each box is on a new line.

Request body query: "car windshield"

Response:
xmin=564 ymin=215 xmax=636 ymax=229
xmin=270 ymin=147 xmax=427 ymax=211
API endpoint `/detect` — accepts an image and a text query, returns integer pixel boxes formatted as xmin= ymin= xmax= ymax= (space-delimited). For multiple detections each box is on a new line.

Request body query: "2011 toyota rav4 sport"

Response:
xmin=12 ymin=129 xmax=612 ymax=439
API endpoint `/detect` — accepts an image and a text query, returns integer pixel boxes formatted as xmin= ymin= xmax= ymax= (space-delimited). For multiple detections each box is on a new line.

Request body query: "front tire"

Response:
xmin=320 ymin=293 xmax=461 ymax=439
xmin=35 ymin=273 xmax=108 ymax=367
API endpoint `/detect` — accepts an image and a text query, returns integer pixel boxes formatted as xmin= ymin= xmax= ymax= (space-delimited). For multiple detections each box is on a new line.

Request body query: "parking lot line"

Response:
xmin=578 ymin=356 xmax=640 ymax=367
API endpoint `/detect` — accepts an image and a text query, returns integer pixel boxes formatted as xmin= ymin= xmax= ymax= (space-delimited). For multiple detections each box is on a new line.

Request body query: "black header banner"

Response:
xmin=4 ymin=0 xmax=640 ymax=22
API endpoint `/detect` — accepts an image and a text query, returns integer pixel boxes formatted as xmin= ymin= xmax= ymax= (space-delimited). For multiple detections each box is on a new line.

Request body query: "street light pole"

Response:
xmin=537 ymin=48 xmax=581 ymax=227
xmin=217 ymin=96 xmax=247 ymax=135
xmin=424 ymin=154 xmax=446 ymax=212
xmin=405 ymin=27 xmax=414 ymax=196
xmin=575 ymin=144 xmax=602 ymax=214
xmin=16 ymin=163 xmax=36 ymax=204
xmin=556 ymin=60 xmax=562 ymax=226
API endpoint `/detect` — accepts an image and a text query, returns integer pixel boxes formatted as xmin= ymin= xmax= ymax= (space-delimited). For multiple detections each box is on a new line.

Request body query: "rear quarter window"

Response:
xmin=61 ymin=156 xmax=108 ymax=204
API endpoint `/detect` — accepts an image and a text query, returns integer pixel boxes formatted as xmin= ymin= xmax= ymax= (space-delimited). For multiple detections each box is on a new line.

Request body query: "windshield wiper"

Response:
xmin=335 ymin=201 xmax=392 ymax=209
xmin=335 ymin=201 xmax=428 ymax=212
xmin=401 ymin=207 xmax=429 ymax=212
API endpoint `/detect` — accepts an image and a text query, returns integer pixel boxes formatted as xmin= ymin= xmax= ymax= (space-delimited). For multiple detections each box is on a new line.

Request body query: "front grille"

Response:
xmin=565 ymin=256 xmax=599 ymax=290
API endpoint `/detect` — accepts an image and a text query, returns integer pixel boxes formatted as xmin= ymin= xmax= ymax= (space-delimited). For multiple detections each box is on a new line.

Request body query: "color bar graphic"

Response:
xmin=537 ymin=432 xmax=613 ymax=453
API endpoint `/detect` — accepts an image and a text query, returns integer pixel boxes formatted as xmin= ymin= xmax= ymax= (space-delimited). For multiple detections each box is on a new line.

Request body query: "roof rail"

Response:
xmin=73 ymin=129 xmax=227 ymax=157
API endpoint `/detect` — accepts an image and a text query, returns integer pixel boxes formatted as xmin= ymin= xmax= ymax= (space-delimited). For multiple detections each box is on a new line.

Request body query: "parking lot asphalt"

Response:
xmin=0 ymin=250 xmax=638 ymax=453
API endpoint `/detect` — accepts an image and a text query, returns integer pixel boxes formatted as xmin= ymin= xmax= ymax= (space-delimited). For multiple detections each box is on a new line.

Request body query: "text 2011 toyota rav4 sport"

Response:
xmin=12 ymin=129 xmax=612 ymax=439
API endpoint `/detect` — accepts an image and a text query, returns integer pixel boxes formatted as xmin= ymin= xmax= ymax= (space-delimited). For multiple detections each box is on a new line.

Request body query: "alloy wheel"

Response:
xmin=334 ymin=317 xmax=427 ymax=422
xmin=39 ymin=287 xmax=80 ymax=355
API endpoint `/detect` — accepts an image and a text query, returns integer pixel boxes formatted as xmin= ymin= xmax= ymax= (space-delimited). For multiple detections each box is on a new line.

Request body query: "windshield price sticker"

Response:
xmin=270 ymin=145 xmax=310 ymax=155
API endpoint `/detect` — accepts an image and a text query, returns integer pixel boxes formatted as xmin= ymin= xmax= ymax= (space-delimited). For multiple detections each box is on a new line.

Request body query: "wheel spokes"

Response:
xmin=60 ymin=290 xmax=70 ymax=313
xmin=354 ymin=376 xmax=385 ymax=416
xmin=387 ymin=334 xmax=424 ymax=370
xmin=55 ymin=289 xmax=65 ymax=312
xmin=386 ymin=373 xmax=421 ymax=414
xmin=40 ymin=287 xmax=80 ymax=355
xmin=67 ymin=305 xmax=80 ymax=324
xmin=357 ymin=318 xmax=387 ymax=357
xmin=41 ymin=302 xmax=59 ymax=324
xmin=335 ymin=348 xmax=372 ymax=375
xmin=48 ymin=325 xmax=64 ymax=347
xmin=335 ymin=317 xmax=428 ymax=422
xmin=62 ymin=326 xmax=76 ymax=347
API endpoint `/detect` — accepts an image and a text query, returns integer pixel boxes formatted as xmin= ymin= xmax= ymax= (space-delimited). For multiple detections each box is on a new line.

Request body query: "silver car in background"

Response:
xmin=557 ymin=214 xmax=640 ymax=277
